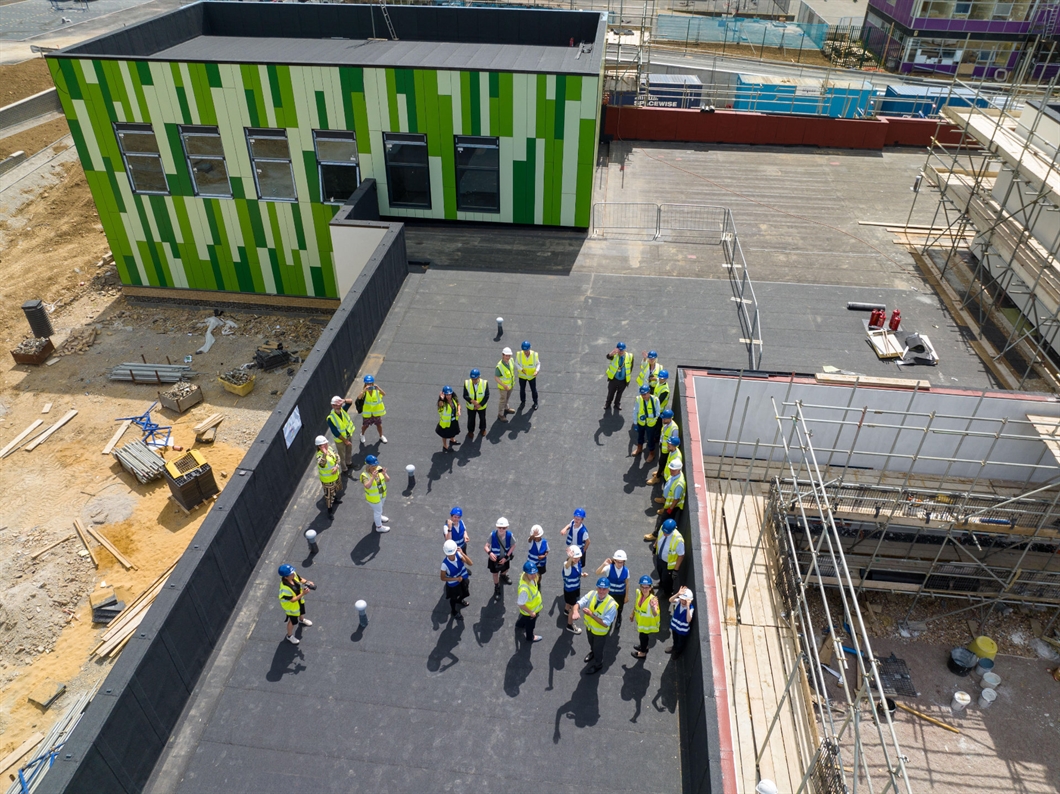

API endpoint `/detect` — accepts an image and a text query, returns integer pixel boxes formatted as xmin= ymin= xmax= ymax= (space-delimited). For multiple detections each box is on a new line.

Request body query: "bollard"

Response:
xmin=496 ymin=317 xmax=504 ymax=336
xmin=355 ymin=599 xmax=368 ymax=628
xmin=305 ymin=529 xmax=319 ymax=555
xmin=406 ymin=463 xmax=416 ymax=489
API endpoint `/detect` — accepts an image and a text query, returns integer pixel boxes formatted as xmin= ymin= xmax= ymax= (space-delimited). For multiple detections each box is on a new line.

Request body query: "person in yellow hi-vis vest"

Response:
xmin=516 ymin=340 xmax=540 ymax=410
xmin=436 ymin=385 xmax=462 ymax=453
xmin=571 ymin=576 xmax=619 ymax=675
xmin=315 ymin=435 xmax=342 ymax=520
xmin=636 ymin=350 xmax=661 ymax=389
xmin=604 ymin=341 xmax=634 ymax=411
xmin=654 ymin=519 xmax=685 ymax=602
xmin=463 ymin=368 xmax=490 ymax=439
xmin=629 ymin=575 xmax=660 ymax=659
xmin=360 ymin=454 xmax=390 ymax=533
xmin=357 ymin=374 xmax=388 ymax=445
xmin=515 ymin=561 xmax=544 ymax=644
xmin=633 ymin=384 xmax=662 ymax=461
xmin=494 ymin=346 xmax=517 ymax=422
xmin=647 ymin=411 xmax=680 ymax=485
xmin=327 ymin=395 xmax=355 ymax=474
xmin=278 ymin=564 xmax=314 ymax=645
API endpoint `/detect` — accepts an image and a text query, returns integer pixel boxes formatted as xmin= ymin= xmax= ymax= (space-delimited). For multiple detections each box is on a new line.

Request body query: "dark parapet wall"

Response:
xmin=36 ymin=224 xmax=408 ymax=794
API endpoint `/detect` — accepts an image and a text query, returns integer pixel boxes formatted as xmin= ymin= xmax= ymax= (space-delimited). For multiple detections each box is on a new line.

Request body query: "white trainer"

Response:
xmin=380 ymin=435 xmax=388 ymax=443
xmin=285 ymin=634 xmax=300 ymax=644
xmin=360 ymin=434 xmax=366 ymax=443
xmin=376 ymin=525 xmax=391 ymax=533
xmin=381 ymin=515 xmax=390 ymax=523
xmin=298 ymin=618 xmax=312 ymax=626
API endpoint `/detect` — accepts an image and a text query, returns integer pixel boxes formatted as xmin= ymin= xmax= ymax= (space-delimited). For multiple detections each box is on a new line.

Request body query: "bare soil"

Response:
xmin=0 ymin=117 xmax=70 ymax=159
xmin=0 ymin=58 xmax=55 ymax=107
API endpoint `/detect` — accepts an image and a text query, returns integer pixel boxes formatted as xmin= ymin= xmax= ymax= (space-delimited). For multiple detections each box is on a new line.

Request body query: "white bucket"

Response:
xmin=951 ymin=691 xmax=971 ymax=712
xmin=981 ymin=671 xmax=1002 ymax=689
xmin=978 ymin=688 xmax=997 ymax=708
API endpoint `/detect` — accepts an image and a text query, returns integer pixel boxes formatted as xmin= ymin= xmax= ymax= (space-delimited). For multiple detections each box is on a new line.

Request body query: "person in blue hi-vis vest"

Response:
xmin=562 ymin=545 xmax=584 ymax=634
xmin=595 ymin=549 xmax=630 ymax=628
xmin=666 ymin=587 xmax=695 ymax=659
xmin=440 ymin=540 xmax=473 ymax=622
xmin=485 ymin=517 xmax=515 ymax=598
xmin=560 ymin=508 xmax=591 ymax=571
xmin=444 ymin=506 xmax=469 ymax=553
xmin=526 ymin=524 xmax=550 ymax=583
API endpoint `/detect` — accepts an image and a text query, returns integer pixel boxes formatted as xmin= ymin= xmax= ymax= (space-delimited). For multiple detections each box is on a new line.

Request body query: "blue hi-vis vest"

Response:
xmin=490 ymin=529 xmax=514 ymax=557
xmin=564 ymin=522 xmax=588 ymax=547
xmin=607 ymin=563 xmax=629 ymax=596
xmin=528 ymin=538 xmax=549 ymax=565
xmin=671 ymin=603 xmax=692 ymax=635
xmin=442 ymin=555 xmax=468 ymax=587
xmin=447 ymin=520 xmax=467 ymax=549
xmin=564 ymin=562 xmax=582 ymax=592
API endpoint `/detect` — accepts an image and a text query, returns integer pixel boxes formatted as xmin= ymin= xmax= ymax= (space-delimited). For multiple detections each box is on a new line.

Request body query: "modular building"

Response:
xmin=734 ymin=74 xmax=874 ymax=118
xmin=45 ymin=2 xmax=606 ymax=301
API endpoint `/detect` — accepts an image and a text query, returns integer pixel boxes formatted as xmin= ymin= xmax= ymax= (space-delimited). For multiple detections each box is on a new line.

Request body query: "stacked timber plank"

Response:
xmin=113 ymin=439 xmax=166 ymax=483
xmin=108 ymin=362 xmax=196 ymax=384
xmin=91 ymin=563 xmax=175 ymax=659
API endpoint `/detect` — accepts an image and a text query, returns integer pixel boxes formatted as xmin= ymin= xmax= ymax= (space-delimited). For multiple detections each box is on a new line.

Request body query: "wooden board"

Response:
xmin=815 ymin=373 xmax=931 ymax=390
xmin=0 ymin=419 xmax=44 ymax=458
xmin=193 ymin=413 xmax=224 ymax=434
xmin=0 ymin=731 xmax=45 ymax=775
xmin=24 ymin=409 xmax=77 ymax=452
xmin=41 ymin=402 xmax=52 ymax=414
xmin=83 ymin=524 xmax=135 ymax=570
xmin=30 ymin=533 xmax=73 ymax=559
xmin=102 ymin=419 xmax=132 ymax=455
xmin=867 ymin=328 xmax=904 ymax=360
xmin=1027 ymin=414 xmax=1060 ymax=467
xmin=73 ymin=519 xmax=98 ymax=567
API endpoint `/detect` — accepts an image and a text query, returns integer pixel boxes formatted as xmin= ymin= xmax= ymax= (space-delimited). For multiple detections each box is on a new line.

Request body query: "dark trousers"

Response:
xmin=655 ymin=453 xmax=670 ymax=479
xmin=586 ymin=629 xmax=607 ymax=660
xmin=636 ymin=631 xmax=654 ymax=653
xmin=515 ymin=613 xmax=538 ymax=641
xmin=466 ymin=407 xmax=487 ymax=433
xmin=671 ymin=630 xmax=690 ymax=658
xmin=519 ymin=378 xmax=538 ymax=404
xmin=447 ymin=580 xmax=468 ymax=614
xmin=605 ymin=378 xmax=628 ymax=408
xmin=635 ymin=423 xmax=657 ymax=450
xmin=656 ymin=560 xmax=679 ymax=601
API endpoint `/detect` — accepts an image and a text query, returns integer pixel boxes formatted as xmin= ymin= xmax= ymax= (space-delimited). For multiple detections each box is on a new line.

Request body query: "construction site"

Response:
xmin=0 ymin=1 xmax=1059 ymax=794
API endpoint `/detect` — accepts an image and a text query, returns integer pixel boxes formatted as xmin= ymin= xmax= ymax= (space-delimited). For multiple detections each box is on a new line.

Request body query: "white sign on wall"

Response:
xmin=283 ymin=406 xmax=302 ymax=449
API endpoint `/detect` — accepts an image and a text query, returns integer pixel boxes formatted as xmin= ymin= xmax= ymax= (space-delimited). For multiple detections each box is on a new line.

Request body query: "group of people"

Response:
xmin=282 ymin=340 xmax=696 ymax=672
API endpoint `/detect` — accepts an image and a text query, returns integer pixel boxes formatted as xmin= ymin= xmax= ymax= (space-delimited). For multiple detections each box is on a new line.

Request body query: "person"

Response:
xmin=633 ymin=384 xmax=661 ymax=461
xmin=666 ymin=587 xmax=695 ymax=657
xmin=326 ymin=395 xmax=355 ymax=474
xmin=444 ymin=506 xmax=469 ymax=553
xmin=314 ymin=435 xmax=342 ymax=519
xmin=357 ymin=375 xmax=387 ymax=444
xmin=527 ymin=524 xmax=550 ymax=582
xmin=595 ymin=550 xmax=630 ymax=626
xmin=494 ymin=346 xmax=517 ymax=422
xmin=485 ymin=517 xmax=515 ymax=597
xmin=653 ymin=369 xmax=671 ymax=413
xmin=647 ymin=411 xmax=680 ymax=485
xmin=645 ymin=458 xmax=686 ymax=543
xmin=516 ymin=561 xmax=544 ymax=643
xmin=463 ymin=368 xmax=489 ymax=439
xmin=278 ymin=564 xmax=314 ymax=645
xmin=636 ymin=350 xmax=661 ymax=389
xmin=440 ymin=540 xmax=472 ymax=621
xmin=516 ymin=340 xmax=540 ymax=409
xmin=560 ymin=508 xmax=590 ymax=571
xmin=562 ymin=545 xmax=583 ymax=633
xmin=630 ymin=575 xmax=660 ymax=659
xmin=360 ymin=454 xmax=390 ymax=533
xmin=572 ymin=577 xmax=619 ymax=674
xmin=654 ymin=519 xmax=685 ymax=601
xmin=604 ymin=341 xmax=634 ymax=411
xmin=436 ymin=385 xmax=462 ymax=453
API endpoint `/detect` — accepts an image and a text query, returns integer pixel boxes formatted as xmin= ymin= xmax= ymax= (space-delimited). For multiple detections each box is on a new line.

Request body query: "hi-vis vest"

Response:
xmin=464 ymin=378 xmax=487 ymax=407
xmin=656 ymin=530 xmax=684 ymax=570
xmin=516 ymin=350 xmax=538 ymax=379
xmin=637 ymin=359 xmax=661 ymax=388
xmin=606 ymin=352 xmax=633 ymax=382
xmin=438 ymin=401 xmax=457 ymax=429
xmin=496 ymin=358 xmax=515 ymax=389
xmin=328 ymin=408 xmax=354 ymax=440
xmin=667 ymin=445 xmax=684 ymax=472
xmin=634 ymin=590 xmax=661 ymax=633
xmin=518 ymin=576 xmax=543 ymax=614
xmin=659 ymin=420 xmax=681 ymax=454
xmin=636 ymin=393 xmax=661 ymax=427
xmin=583 ymin=591 xmax=617 ymax=635
xmin=362 ymin=388 xmax=386 ymax=417
xmin=361 ymin=468 xmax=386 ymax=503
xmin=278 ymin=577 xmax=305 ymax=617
xmin=671 ymin=602 xmax=693 ymax=635
xmin=654 ymin=381 xmax=671 ymax=411
xmin=316 ymin=448 xmax=340 ymax=484
xmin=664 ymin=472 xmax=687 ymax=509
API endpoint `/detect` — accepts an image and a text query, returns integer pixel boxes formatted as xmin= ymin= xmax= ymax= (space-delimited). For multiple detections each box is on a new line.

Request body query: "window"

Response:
xmin=992 ymin=2 xmax=1013 ymax=19
xmin=114 ymin=123 xmax=168 ymax=195
xmin=954 ymin=1 xmax=971 ymax=16
xmin=314 ymin=130 xmax=360 ymax=204
xmin=383 ymin=132 xmax=431 ymax=209
xmin=179 ymin=125 xmax=231 ymax=198
xmin=454 ymin=135 xmax=500 ymax=213
xmin=246 ymin=128 xmax=296 ymax=201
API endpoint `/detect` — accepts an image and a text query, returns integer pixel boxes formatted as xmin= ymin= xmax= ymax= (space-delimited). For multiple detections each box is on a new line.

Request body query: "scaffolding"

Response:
xmin=603 ymin=0 xmax=657 ymax=105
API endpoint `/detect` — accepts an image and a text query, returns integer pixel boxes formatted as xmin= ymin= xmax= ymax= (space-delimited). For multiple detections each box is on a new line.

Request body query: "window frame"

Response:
xmin=113 ymin=122 xmax=169 ymax=196
xmin=245 ymin=127 xmax=297 ymax=202
xmin=454 ymin=135 xmax=501 ymax=214
xmin=179 ymin=124 xmax=232 ymax=198
xmin=382 ymin=132 xmax=432 ymax=210
xmin=313 ymin=130 xmax=360 ymax=205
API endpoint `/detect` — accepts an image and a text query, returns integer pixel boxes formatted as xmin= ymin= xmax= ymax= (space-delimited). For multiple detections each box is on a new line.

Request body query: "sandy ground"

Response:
xmin=0 ymin=58 xmax=55 ymax=107
xmin=0 ymin=116 xmax=70 ymax=159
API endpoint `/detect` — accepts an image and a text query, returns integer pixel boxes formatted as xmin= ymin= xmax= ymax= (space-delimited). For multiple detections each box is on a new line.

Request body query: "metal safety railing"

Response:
xmin=591 ymin=201 xmax=660 ymax=241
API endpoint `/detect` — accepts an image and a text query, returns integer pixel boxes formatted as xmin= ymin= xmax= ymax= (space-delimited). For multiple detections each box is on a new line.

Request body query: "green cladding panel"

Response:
xmin=46 ymin=56 xmax=603 ymax=298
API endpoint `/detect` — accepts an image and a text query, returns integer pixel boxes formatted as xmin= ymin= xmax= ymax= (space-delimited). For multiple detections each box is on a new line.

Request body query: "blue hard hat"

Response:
xmin=278 ymin=564 xmax=295 ymax=577
xmin=659 ymin=369 xmax=669 ymax=379
xmin=451 ymin=506 xmax=463 ymax=517
xmin=521 ymin=340 xmax=531 ymax=350
xmin=365 ymin=454 xmax=378 ymax=465
xmin=596 ymin=576 xmax=610 ymax=589
xmin=639 ymin=575 xmax=654 ymax=586
xmin=523 ymin=561 xmax=539 ymax=575
xmin=470 ymin=368 xmax=480 ymax=378
xmin=639 ymin=384 xmax=650 ymax=394
xmin=661 ymin=519 xmax=677 ymax=533
xmin=616 ymin=342 xmax=626 ymax=350
xmin=573 ymin=508 xmax=586 ymax=519
xmin=670 ymin=434 xmax=680 ymax=444
xmin=648 ymin=350 xmax=658 ymax=359
xmin=661 ymin=409 xmax=674 ymax=419
xmin=442 ymin=385 xmax=453 ymax=395
xmin=364 ymin=374 xmax=375 ymax=384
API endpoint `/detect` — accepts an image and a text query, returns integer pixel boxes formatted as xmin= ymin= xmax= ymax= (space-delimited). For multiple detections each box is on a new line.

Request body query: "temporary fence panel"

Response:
xmin=658 ymin=203 xmax=728 ymax=244
xmin=591 ymin=202 xmax=660 ymax=240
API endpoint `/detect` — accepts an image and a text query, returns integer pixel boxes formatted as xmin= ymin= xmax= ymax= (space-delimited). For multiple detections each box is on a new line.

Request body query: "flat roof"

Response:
xmin=52 ymin=1 xmax=607 ymax=76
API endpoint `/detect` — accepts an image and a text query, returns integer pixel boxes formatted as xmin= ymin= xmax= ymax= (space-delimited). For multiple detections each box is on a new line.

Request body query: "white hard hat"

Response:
xmin=568 ymin=545 xmax=582 ymax=559
xmin=443 ymin=540 xmax=458 ymax=556
xmin=669 ymin=459 xmax=683 ymax=470
xmin=496 ymin=516 xmax=510 ymax=527
xmin=502 ymin=347 xmax=513 ymax=355
xmin=613 ymin=549 xmax=627 ymax=562
xmin=315 ymin=435 xmax=328 ymax=446
xmin=678 ymin=587 xmax=694 ymax=601
xmin=331 ymin=396 xmax=344 ymax=406
xmin=530 ymin=524 xmax=544 ymax=537
xmin=755 ymin=781 xmax=778 ymax=794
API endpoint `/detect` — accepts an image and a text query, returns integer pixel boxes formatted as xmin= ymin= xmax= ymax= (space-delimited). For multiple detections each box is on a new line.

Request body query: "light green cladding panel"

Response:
xmin=46 ymin=56 xmax=602 ymax=296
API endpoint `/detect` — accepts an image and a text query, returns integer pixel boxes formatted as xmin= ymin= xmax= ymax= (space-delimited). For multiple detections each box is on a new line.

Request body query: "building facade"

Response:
xmin=47 ymin=3 xmax=605 ymax=299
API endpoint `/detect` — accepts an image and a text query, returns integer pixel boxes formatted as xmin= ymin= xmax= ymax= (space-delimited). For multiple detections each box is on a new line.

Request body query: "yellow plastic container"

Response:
xmin=218 ymin=374 xmax=255 ymax=397
xmin=967 ymin=635 xmax=997 ymax=661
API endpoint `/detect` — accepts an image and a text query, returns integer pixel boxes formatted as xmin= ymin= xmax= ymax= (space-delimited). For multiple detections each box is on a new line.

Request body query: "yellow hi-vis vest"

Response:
xmin=464 ymin=378 xmax=487 ymax=407
xmin=637 ymin=359 xmax=660 ymax=388
xmin=634 ymin=590 xmax=661 ymax=633
xmin=361 ymin=468 xmax=386 ymax=503
xmin=666 ymin=445 xmax=684 ymax=472
xmin=659 ymin=420 xmax=681 ymax=454
xmin=656 ymin=530 xmax=684 ymax=570
xmin=606 ymin=352 xmax=634 ymax=381
xmin=328 ymin=408 xmax=354 ymax=439
xmin=278 ymin=577 xmax=305 ymax=617
xmin=583 ymin=591 xmax=618 ymax=635
xmin=665 ymin=472 xmax=687 ymax=509
xmin=516 ymin=350 xmax=539 ymax=380
xmin=438 ymin=401 xmax=457 ymax=429
xmin=316 ymin=448 xmax=340 ymax=484
xmin=362 ymin=388 xmax=386 ymax=417
xmin=518 ymin=576 xmax=543 ymax=614
xmin=496 ymin=358 xmax=515 ymax=389
xmin=654 ymin=381 xmax=671 ymax=411
xmin=636 ymin=393 xmax=661 ymax=427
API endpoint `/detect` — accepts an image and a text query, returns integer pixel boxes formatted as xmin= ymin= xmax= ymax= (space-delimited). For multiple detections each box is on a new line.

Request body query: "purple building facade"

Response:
xmin=862 ymin=0 xmax=1060 ymax=78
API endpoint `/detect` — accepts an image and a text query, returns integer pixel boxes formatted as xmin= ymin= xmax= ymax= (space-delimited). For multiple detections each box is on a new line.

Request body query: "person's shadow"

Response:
xmin=623 ymin=454 xmax=651 ymax=495
xmin=350 ymin=528 xmax=381 ymax=566
xmin=426 ymin=449 xmax=456 ymax=493
xmin=472 ymin=593 xmax=507 ymax=646
xmin=505 ymin=406 xmax=533 ymax=440
xmin=456 ymin=432 xmax=484 ymax=467
xmin=427 ymin=618 xmax=464 ymax=674
xmin=485 ymin=420 xmax=508 ymax=446
xmin=553 ymin=669 xmax=601 ymax=742
xmin=547 ymin=628 xmax=576 ymax=691
xmin=266 ymin=638 xmax=306 ymax=682
xmin=504 ymin=629 xmax=535 ymax=697
xmin=652 ymin=655 xmax=679 ymax=714
xmin=594 ymin=410 xmax=624 ymax=446
xmin=621 ymin=659 xmax=653 ymax=723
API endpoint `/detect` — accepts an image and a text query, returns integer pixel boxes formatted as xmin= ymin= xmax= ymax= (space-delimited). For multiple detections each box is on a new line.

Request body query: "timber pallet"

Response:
xmin=168 ymin=493 xmax=218 ymax=516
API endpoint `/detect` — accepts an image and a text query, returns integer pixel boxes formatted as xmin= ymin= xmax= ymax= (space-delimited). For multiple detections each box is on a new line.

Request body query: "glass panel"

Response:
xmin=386 ymin=141 xmax=428 ymax=166
xmin=456 ymin=169 xmax=499 ymax=212
xmin=255 ymin=160 xmax=296 ymax=200
xmin=992 ymin=2 xmax=1013 ymax=19
xmin=389 ymin=166 xmax=430 ymax=207
xmin=315 ymin=133 xmax=358 ymax=164
xmin=320 ymin=164 xmax=360 ymax=204
xmin=184 ymin=134 xmax=225 ymax=157
xmin=190 ymin=157 xmax=231 ymax=197
xmin=119 ymin=130 xmax=160 ymax=155
xmin=456 ymin=145 xmax=499 ymax=169
xmin=126 ymin=155 xmax=168 ymax=193
xmin=249 ymin=135 xmax=290 ymax=160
